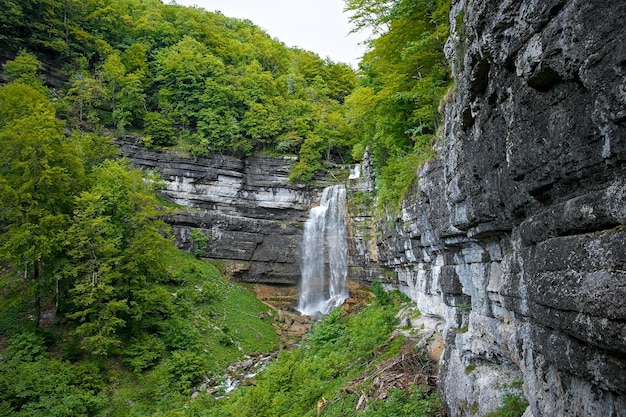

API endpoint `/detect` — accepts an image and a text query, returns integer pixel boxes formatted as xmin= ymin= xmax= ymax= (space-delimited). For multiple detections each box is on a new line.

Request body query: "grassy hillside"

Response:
xmin=0 ymin=249 xmax=281 ymax=416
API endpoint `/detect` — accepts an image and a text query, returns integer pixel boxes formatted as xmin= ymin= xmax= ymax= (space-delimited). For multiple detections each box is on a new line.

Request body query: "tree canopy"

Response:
xmin=1 ymin=0 xmax=452 ymax=204
xmin=0 ymin=0 xmax=359 ymax=169
xmin=0 ymin=74 xmax=280 ymax=416
xmin=345 ymin=0 xmax=452 ymax=207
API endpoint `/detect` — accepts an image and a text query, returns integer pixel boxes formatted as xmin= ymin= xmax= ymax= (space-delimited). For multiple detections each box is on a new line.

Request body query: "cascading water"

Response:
xmin=297 ymin=185 xmax=349 ymax=316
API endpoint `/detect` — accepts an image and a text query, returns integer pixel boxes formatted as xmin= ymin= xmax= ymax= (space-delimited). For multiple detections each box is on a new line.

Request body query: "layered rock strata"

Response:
xmin=118 ymin=140 xmax=320 ymax=286
xmin=349 ymin=0 xmax=626 ymax=415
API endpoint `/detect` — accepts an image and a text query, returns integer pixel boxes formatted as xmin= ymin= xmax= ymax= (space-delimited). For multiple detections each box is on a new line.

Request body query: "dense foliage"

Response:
xmin=0 ymin=0 xmax=359 ymax=177
xmin=345 ymin=0 xmax=452 ymax=207
xmin=0 ymin=64 xmax=279 ymax=415
xmin=1 ymin=0 xmax=452 ymax=205
xmin=0 ymin=248 xmax=280 ymax=416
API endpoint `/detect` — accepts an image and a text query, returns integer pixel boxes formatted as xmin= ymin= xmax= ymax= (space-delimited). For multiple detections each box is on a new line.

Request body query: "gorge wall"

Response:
xmin=119 ymin=140 xmax=321 ymax=293
xmin=349 ymin=0 xmax=626 ymax=415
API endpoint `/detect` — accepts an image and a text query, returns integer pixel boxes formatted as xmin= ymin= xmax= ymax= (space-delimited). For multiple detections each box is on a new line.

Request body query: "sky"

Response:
xmin=170 ymin=0 xmax=370 ymax=67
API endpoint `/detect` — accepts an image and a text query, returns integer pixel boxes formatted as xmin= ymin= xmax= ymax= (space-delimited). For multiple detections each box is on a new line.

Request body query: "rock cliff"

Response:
xmin=348 ymin=0 xmax=626 ymax=415
xmin=118 ymin=139 xmax=321 ymax=288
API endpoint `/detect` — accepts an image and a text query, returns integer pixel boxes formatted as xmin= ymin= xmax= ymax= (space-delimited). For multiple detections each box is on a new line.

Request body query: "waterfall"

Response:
xmin=348 ymin=164 xmax=361 ymax=179
xmin=297 ymin=185 xmax=349 ymax=316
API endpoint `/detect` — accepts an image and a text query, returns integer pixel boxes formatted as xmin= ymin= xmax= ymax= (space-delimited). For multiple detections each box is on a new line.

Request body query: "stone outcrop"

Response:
xmin=346 ymin=152 xmax=387 ymax=283
xmin=118 ymin=139 xmax=321 ymax=286
xmin=348 ymin=0 xmax=626 ymax=416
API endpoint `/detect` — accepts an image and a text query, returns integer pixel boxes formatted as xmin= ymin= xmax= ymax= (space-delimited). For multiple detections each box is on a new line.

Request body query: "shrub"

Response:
xmin=485 ymin=394 xmax=529 ymax=417
xmin=124 ymin=334 xmax=166 ymax=373
xmin=371 ymin=279 xmax=391 ymax=306
xmin=2 ymin=332 xmax=48 ymax=365
xmin=190 ymin=228 xmax=210 ymax=257
xmin=167 ymin=350 xmax=210 ymax=394
xmin=144 ymin=112 xmax=176 ymax=146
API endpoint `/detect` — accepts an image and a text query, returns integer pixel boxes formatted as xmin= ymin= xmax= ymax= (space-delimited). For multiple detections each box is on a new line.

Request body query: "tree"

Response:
xmin=0 ymin=82 xmax=84 ymax=323
xmin=2 ymin=50 xmax=45 ymax=90
xmin=344 ymin=0 xmax=452 ymax=207
xmin=23 ymin=0 xmax=68 ymax=53
xmin=143 ymin=111 xmax=175 ymax=147
xmin=64 ymin=160 xmax=173 ymax=355
xmin=121 ymin=42 xmax=149 ymax=74
xmin=154 ymin=36 xmax=226 ymax=131
xmin=194 ymin=80 xmax=243 ymax=155
xmin=67 ymin=73 xmax=106 ymax=125
xmin=100 ymin=51 xmax=126 ymax=110
xmin=289 ymin=135 xmax=325 ymax=183
xmin=100 ymin=51 xmax=148 ymax=132
xmin=344 ymin=0 xmax=396 ymax=34
xmin=236 ymin=60 xmax=284 ymax=150
xmin=324 ymin=61 xmax=357 ymax=103
xmin=113 ymin=71 xmax=146 ymax=132
xmin=0 ymin=0 xmax=27 ymax=51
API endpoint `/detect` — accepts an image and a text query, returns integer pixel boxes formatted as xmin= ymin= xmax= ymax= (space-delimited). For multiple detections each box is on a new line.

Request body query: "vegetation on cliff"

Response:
xmin=345 ymin=0 xmax=452 ymax=207
xmin=1 ymin=0 xmax=452 ymax=207
xmin=0 ymin=73 xmax=279 ymax=415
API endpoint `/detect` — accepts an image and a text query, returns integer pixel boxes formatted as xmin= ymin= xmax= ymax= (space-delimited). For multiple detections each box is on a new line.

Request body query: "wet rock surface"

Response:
xmin=349 ymin=0 xmax=626 ymax=415
xmin=274 ymin=309 xmax=314 ymax=344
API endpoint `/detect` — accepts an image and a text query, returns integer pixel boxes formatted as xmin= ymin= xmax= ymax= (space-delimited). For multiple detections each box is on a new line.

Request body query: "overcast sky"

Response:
xmin=169 ymin=0 xmax=370 ymax=67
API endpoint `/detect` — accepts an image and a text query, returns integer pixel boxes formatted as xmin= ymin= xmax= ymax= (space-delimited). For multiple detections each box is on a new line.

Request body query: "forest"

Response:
xmin=0 ymin=0 xmax=452 ymax=415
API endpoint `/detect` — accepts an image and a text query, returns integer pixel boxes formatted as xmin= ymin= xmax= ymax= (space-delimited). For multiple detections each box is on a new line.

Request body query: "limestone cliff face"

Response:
xmin=348 ymin=0 xmax=626 ymax=415
xmin=118 ymin=140 xmax=321 ymax=286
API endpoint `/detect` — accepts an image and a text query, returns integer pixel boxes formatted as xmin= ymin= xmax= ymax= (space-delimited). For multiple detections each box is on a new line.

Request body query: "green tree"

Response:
xmin=290 ymin=135 xmax=325 ymax=183
xmin=194 ymin=80 xmax=243 ymax=155
xmin=0 ymin=0 xmax=361 ymax=173
xmin=0 ymin=0 xmax=26 ymax=50
xmin=64 ymin=160 xmax=173 ymax=355
xmin=154 ymin=36 xmax=226 ymax=132
xmin=113 ymin=71 xmax=146 ymax=132
xmin=100 ymin=51 xmax=148 ymax=132
xmin=143 ymin=111 xmax=175 ymax=147
xmin=324 ymin=61 xmax=357 ymax=103
xmin=60 ymin=130 xmax=118 ymax=179
xmin=2 ymin=50 xmax=44 ymax=89
xmin=121 ymin=42 xmax=150 ymax=74
xmin=100 ymin=51 xmax=126 ymax=110
xmin=238 ymin=60 xmax=284 ymax=150
xmin=345 ymin=0 xmax=451 ymax=207
xmin=0 ymin=83 xmax=84 ymax=323
xmin=67 ymin=73 xmax=106 ymax=124
xmin=25 ymin=0 xmax=69 ymax=53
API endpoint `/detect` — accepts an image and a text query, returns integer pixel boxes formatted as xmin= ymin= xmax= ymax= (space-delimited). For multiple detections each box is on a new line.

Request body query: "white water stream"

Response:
xmin=297 ymin=185 xmax=349 ymax=316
